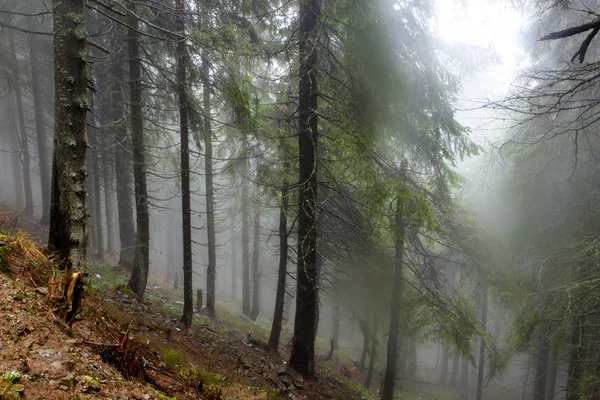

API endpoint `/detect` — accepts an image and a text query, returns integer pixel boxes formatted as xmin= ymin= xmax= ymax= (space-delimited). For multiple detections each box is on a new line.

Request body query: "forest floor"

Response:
xmin=0 ymin=206 xmax=459 ymax=400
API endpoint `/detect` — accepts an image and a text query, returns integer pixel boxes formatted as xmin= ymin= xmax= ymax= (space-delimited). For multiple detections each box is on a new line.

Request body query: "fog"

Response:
xmin=2 ymin=0 xmax=600 ymax=399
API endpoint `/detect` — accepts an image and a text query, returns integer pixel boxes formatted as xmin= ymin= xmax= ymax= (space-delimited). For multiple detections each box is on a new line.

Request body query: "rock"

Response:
xmin=49 ymin=361 xmax=62 ymax=373
xmin=65 ymin=339 xmax=78 ymax=345
xmin=131 ymin=388 xmax=143 ymax=399
xmin=143 ymin=395 xmax=151 ymax=400
xmin=38 ymin=349 xmax=55 ymax=357
xmin=35 ymin=287 xmax=48 ymax=295
xmin=59 ymin=384 xmax=69 ymax=391
xmin=288 ymin=394 xmax=299 ymax=400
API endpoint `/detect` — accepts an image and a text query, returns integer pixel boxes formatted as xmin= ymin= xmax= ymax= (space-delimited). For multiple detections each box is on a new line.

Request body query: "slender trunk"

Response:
xmin=28 ymin=24 xmax=51 ymax=224
xmin=9 ymin=111 xmax=24 ymax=206
xmin=289 ymin=0 xmax=320 ymax=377
xmin=331 ymin=295 xmax=340 ymax=349
xmin=111 ymin=57 xmax=136 ymax=270
xmin=175 ymin=0 xmax=193 ymax=325
xmin=202 ymin=55 xmax=216 ymax=317
xmin=230 ymin=220 xmax=238 ymax=300
xmin=102 ymin=148 xmax=115 ymax=253
xmin=9 ymin=31 xmax=33 ymax=215
xmin=533 ymin=332 xmax=550 ymax=400
xmin=408 ymin=337 xmax=417 ymax=377
xmin=566 ymin=316 xmax=586 ymax=400
xmin=381 ymin=162 xmax=408 ymax=400
xmin=545 ymin=356 xmax=557 ymax=400
xmin=88 ymin=107 xmax=104 ymax=258
xmin=459 ymin=355 xmax=469 ymax=400
xmin=241 ymin=139 xmax=251 ymax=316
xmin=86 ymin=156 xmax=98 ymax=253
xmin=48 ymin=0 xmax=88 ymax=272
xmin=127 ymin=1 xmax=150 ymax=298
xmin=360 ymin=322 xmax=369 ymax=371
xmin=249 ymin=206 xmax=261 ymax=321
xmin=440 ymin=345 xmax=450 ymax=385
xmin=450 ymin=352 xmax=460 ymax=387
xmin=522 ymin=353 xmax=533 ymax=400
xmin=268 ymin=172 xmax=289 ymax=351
xmin=365 ymin=318 xmax=378 ymax=389
xmin=476 ymin=291 xmax=488 ymax=400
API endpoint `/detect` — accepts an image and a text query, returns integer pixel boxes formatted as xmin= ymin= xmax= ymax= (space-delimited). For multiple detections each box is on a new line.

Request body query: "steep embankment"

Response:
xmin=0 ymin=209 xmax=368 ymax=400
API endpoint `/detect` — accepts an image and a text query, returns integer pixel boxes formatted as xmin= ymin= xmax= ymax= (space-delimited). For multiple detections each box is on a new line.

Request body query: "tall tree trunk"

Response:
xmin=202 ymin=55 xmax=216 ymax=317
xmin=566 ymin=316 xmax=587 ymax=400
xmin=450 ymin=352 xmax=460 ymax=387
xmin=359 ymin=321 xmax=369 ymax=371
xmin=407 ymin=337 xmax=417 ymax=377
xmin=268 ymin=170 xmax=289 ymax=351
xmin=249 ymin=206 xmax=261 ymax=321
xmin=381 ymin=162 xmax=408 ymax=400
xmin=476 ymin=291 xmax=488 ymax=400
xmin=48 ymin=0 xmax=89 ymax=321
xmin=7 ymin=106 xmax=24 ymax=206
xmin=288 ymin=0 xmax=320 ymax=377
xmin=522 ymin=353 xmax=532 ymax=400
xmin=176 ymin=0 xmax=193 ymax=325
xmin=102 ymin=149 xmax=115 ymax=254
xmin=86 ymin=155 xmax=98 ymax=253
xmin=28 ymin=24 xmax=51 ymax=224
xmin=439 ymin=345 xmax=450 ymax=385
xmin=365 ymin=317 xmax=378 ymax=389
xmin=331 ymin=295 xmax=341 ymax=350
xmin=545 ymin=356 xmax=557 ymax=400
xmin=230 ymin=219 xmax=238 ymax=301
xmin=533 ymin=332 xmax=550 ymax=400
xmin=127 ymin=1 xmax=150 ymax=299
xmin=9 ymin=31 xmax=33 ymax=215
xmin=241 ymin=139 xmax=251 ymax=316
xmin=111 ymin=58 xmax=136 ymax=270
xmin=460 ymin=355 xmax=469 ymax=399
xmin=88 ymin=106 xmax=104 ymax=258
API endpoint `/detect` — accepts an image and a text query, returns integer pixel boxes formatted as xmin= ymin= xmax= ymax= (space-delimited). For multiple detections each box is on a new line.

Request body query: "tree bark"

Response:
xmin=476 ymin=291 xmax=488 ymax=400
xmin=28 ymin=23 xmax=51 ymax=225
xmin=381 ymin=161 xmax=408 ymax=400
xmin=450 ymin=352 xmax=460 ymax=387
xmin=545 ymin=356 xmax=557 ymax=400
xmin=111 ymin=57 xmax=136 ymax=270
xmin=175 ymin=0 xmax=193 ymax=325
xmin=87 ymin=105 xmax=104 ymax=258
xmin=202 ymin=54 xmax=216 ymax=317
xmin=249 ymin=205 xmax=261 ymax=321
xmin=365 ymin=318 xmax=378 ymax=389
xmin=439 ymin=345 xmax=450 ymax=385
xmin=407 ymin=337 xmax=417 ymax=377
xmin=566 ymin=316 xmax=587 ymax=400
xmin=268 ymin=170 xmax=289 ymax=351
xmin=102 ymin=147 xmax=115 ymax=254
xmin=359 ymin=321 xmax=369 ymax=371
xmin=230 ymin=219 xmax=238 ymax=301
xmin=48 ymin=0 xmax=88 ymax=323
xmin=127 ymin=1 xmax=150 ymax=299
xmin=241 ymin=138 xmax=251 ymax=316
xmin=459 ymin=355 xmax=469 ymax=397
xmin=8 ymin=31 xmax=33 ymax=216
xmin=288 ymin=0 xmax=320 ymax=377
xmin=533 ymin=332 xmax=550 ymax=400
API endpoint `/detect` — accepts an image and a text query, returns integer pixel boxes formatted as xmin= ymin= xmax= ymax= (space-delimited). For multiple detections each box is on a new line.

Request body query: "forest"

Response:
xmin=1 ymin=0 xmax=600 ymax=399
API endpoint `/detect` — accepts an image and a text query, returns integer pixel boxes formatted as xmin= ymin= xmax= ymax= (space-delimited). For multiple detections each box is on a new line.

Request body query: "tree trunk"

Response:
xmin=28 ymin=23 xmax=51 ymax=225
xmin=288 ymin=0 xmax=320 ymax=378
xmin=230 ymin=219 xmax=238 ymax=301
xmin=533 ymin=332 xmax=550 ymax=400
xmin=545 ymin=356 xmax=557 ymax=400
xmin=202 ymin=55 xmax=216 ymax=317
xmin=268 ymin=172 xmax=289 ymax=351
xmin=88 ymin=106 xmax=104 ymax=258
xmin=175 ymin=0 xmax=193 ymax=325
xmin=331 ymin=295 xmax=340 ymax=350
xmin=249 ymin=205 xmax=261 ymax=321
xmin=9 ymin=31 xmax=33 ymax=216
xmin=450 ymin=352 xmax=460 ymax=387
xmin=48 ymin=0 xmax=88 ymax=324
xmin=566 ymin=316 xmax=586 ymax=400
xmin=440 ymin=345 xmax=450 ymax=385
xmin=407 ymin=337 xmax=417 ymax=377
xmin=8 ymin=106 xmax=24 ymax=207
xmin=127 ymin=1 xmax=150 ymax=299
xmin=476 ymin=291 xmax=488 ymax=400
xmin=460 ymin=355 xmax=469 ymax=393
xmin=365 ymin=318 xmax=378 ymax=389
xmin=86 ymin=152 xmax=98 ymax=253
xmin=241 ymin=138 xmax=251 ymax=316
xmin=102 ymin=147 xmax=115 ymax=254
xmin=522 ymin=353 xmax=532 ymax=400
xmin=381 ymin=162 xmax=408 ymax=400
xmin=359 ymin=322 xmax=369 ymax=371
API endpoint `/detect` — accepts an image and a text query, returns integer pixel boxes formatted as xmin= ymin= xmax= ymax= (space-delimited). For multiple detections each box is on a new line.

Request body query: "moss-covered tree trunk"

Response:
xmin=202 ymin=54 xmax=217 ymax=317
xmin=9 ymin=31 xmax=33 ymax=216
xmin=289 ymin=0 xmax=320 ymax=377
xmin=87 ymin=103 xmax=104 ymax=258
xmin=48 ymin=0 xmax=89 ymax=325
xmin=176 ymin=0 xmax=193 ymax=326
xmin=126 ymin=1 xmax=150 ymax=298
xmin=28 ymin=24 xmax=52 ymax=225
